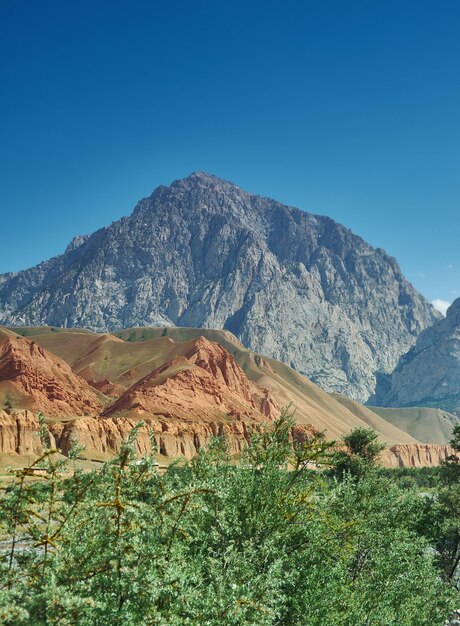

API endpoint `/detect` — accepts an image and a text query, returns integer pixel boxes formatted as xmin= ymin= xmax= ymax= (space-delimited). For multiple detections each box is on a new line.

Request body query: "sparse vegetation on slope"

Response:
xmin=368 ymin=406 xmax=460 ymax=445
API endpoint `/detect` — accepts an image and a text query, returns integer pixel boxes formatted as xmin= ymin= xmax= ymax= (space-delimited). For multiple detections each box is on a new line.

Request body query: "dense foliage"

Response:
xmin=0 ymin=413 xmax=458 ymax=625
xmin=381 ymin=466 xmax=441 ymax=490
xmin=330 ymin=426 xmax=385 ymax=479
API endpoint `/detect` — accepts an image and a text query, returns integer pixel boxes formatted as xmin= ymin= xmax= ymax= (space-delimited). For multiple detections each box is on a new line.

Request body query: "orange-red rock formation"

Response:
xmin=53 ymin=415 xmax=249 ymax=460
xmin=54 ymin=415 xmax=318 ymax=461
xmin=44 ymin=336 xmax=280 ymax=462
xmin=0 ymin=410 xmax=45 ymax=455
xmin=0 ymin=334 xmax=103 ymax=417
xmin=103 ymin=337 xmax=279 ymax=423
xmin=381 ymin=443 xmax=456 ymax=468
xmin=0 ymin=329 xmax=457 ymax=469
xmin=1 ymin=408 xmax=456 ymax=469
xmin=87 ymin=378 xmax=126 ymax=398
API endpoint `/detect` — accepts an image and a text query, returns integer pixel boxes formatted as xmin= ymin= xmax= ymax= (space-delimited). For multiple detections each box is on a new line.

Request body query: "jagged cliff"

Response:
xmin=2 ymin=410 xmax=452 ymax=468
xmin=382 ymin=298 xmax=460 ymax=414
xmin=103 ymin=336 xmax=279 ymax=422
xmin=0 ymin=410 xmax=44 ymax=456
xmin=381 ymin=443 xmax=456 ymax=468
xmin=0 ymin=173 xmax=438 ymax=401
xmin=5 ymin=326 xmax=422 ymax=444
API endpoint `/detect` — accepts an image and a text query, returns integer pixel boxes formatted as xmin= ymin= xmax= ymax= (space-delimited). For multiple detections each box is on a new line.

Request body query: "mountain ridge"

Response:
xmin=5 ymin=324 xmax=442 ymax=445
xmin=381 ymin=296 xmax=460 ymax=414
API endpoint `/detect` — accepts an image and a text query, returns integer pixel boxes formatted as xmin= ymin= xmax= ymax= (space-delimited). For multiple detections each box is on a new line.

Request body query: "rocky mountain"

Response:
xmin=382 ymin=298 xmax=460 ymax=414
xmin=2 ymin=408 xmax=453 ymax=469
xmin=0 ymin=172 xmax=438 ymax=401
xmin=102 ymin=335 xmax=279 ymax=423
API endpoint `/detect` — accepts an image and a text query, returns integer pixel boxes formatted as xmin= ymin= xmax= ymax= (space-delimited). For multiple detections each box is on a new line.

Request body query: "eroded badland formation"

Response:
xmin=0 ymin=326 xmax=455 ymax=468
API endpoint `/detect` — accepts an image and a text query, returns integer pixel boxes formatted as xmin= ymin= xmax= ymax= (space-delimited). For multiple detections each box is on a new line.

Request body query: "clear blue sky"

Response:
xmin=1 ymin=1 xmax=459 ymax=310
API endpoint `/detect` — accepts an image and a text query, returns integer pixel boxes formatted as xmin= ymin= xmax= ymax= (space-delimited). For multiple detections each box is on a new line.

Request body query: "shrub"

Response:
xmin=0 ymin=414 xmax=457 ymax=625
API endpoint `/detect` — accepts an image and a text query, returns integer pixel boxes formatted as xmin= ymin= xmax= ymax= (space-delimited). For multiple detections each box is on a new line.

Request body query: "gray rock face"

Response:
xmin=0 ymin=172 xmax=438 ymax=401
xmin=383 ymin=298 xmax=460 ymax=413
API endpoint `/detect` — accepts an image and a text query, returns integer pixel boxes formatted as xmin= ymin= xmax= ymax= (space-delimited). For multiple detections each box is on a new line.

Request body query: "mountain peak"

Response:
xmin=0 ymin=174 xmax=438 ymax=401
xmin=186 ymin=171 xmax=218 ymax=180
xmin=176 ymin=171 xmax=240 ymax=189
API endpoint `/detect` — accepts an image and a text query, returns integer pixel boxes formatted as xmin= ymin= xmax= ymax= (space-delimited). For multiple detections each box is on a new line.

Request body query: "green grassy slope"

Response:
xmin=367 ymin=406 xmax=459 ymax=445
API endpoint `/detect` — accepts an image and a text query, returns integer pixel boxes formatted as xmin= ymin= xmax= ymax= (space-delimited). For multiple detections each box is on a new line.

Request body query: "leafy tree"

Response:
xmin=421 ymin=423 xmax=460 ymax=590
xmin=331 ymin=426 xmax=385 ymax=479
xmin=322 ymin=472 xmax=456 ymax=625
xmin=451 ymin=424 xmax=460 ymax=451
xmin=381 ymin=466 xmax=440 ymax=490
xmin=439 ymin=423 xmax=460 ymax=485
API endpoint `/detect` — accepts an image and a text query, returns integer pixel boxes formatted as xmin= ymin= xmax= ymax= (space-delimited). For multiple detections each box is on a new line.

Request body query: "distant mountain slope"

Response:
xmin=331 ymin=394 xmax=419 ymax=443
xmin=0 ymin=173 xmax=438 ymax=400
xmin=367 ymin=406 xmax=459 ymax=445
xmin=380 ymin=298 xmax=460 ymax=416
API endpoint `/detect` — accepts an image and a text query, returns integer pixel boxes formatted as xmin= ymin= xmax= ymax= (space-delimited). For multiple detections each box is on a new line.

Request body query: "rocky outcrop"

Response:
xmin=54 ymin=414 xmax=318 ymax=462
xmin=53 ymin=417 xmax=456 ymax=467
xmin=87 ymin=378 xmax=126 ymax=398
xmin=103 ymin=336 xmax=279 ymax=423
xmin=0 ymin=172 xmax=438 ymax=401
xmin=381 ymin=443 xmax=456 ymax=468
xmin=381 ymin=298 xmax=460 ymax=413
xmin=10 ymin=326 xmax=426 ymax=443
xmin=1 ymin=407 xmax=453 ymax=467
xmin=0 ymin=405 xmax=454 ymax=470
xmin=0 ymin=327 xmax=454 ymax=468
xmin=0 ymin=332 xmax=103 ymax=417
xmin=53 ymin=416 xmax=251 ymax=460
xmin=0 ymin=410 xmax=45 ymax=455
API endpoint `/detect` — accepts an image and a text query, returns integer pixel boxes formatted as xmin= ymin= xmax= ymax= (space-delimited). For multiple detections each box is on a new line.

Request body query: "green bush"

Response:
xmin=381 ymin=466 xmax=441 ymax=490
xmin=330 ymin=426 xmax=385 ymax=479
xmin=0 ymin=414 xmax=457 ymax=625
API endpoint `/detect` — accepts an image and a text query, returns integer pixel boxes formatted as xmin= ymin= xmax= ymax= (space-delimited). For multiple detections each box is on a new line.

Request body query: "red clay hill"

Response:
xmin=0 ymin=328 xmax=102 ymax=417
xmin=0 ymin=326 xmax=457 ymax=467
xmin=104 ymin=336 xmax=278 ymax=422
